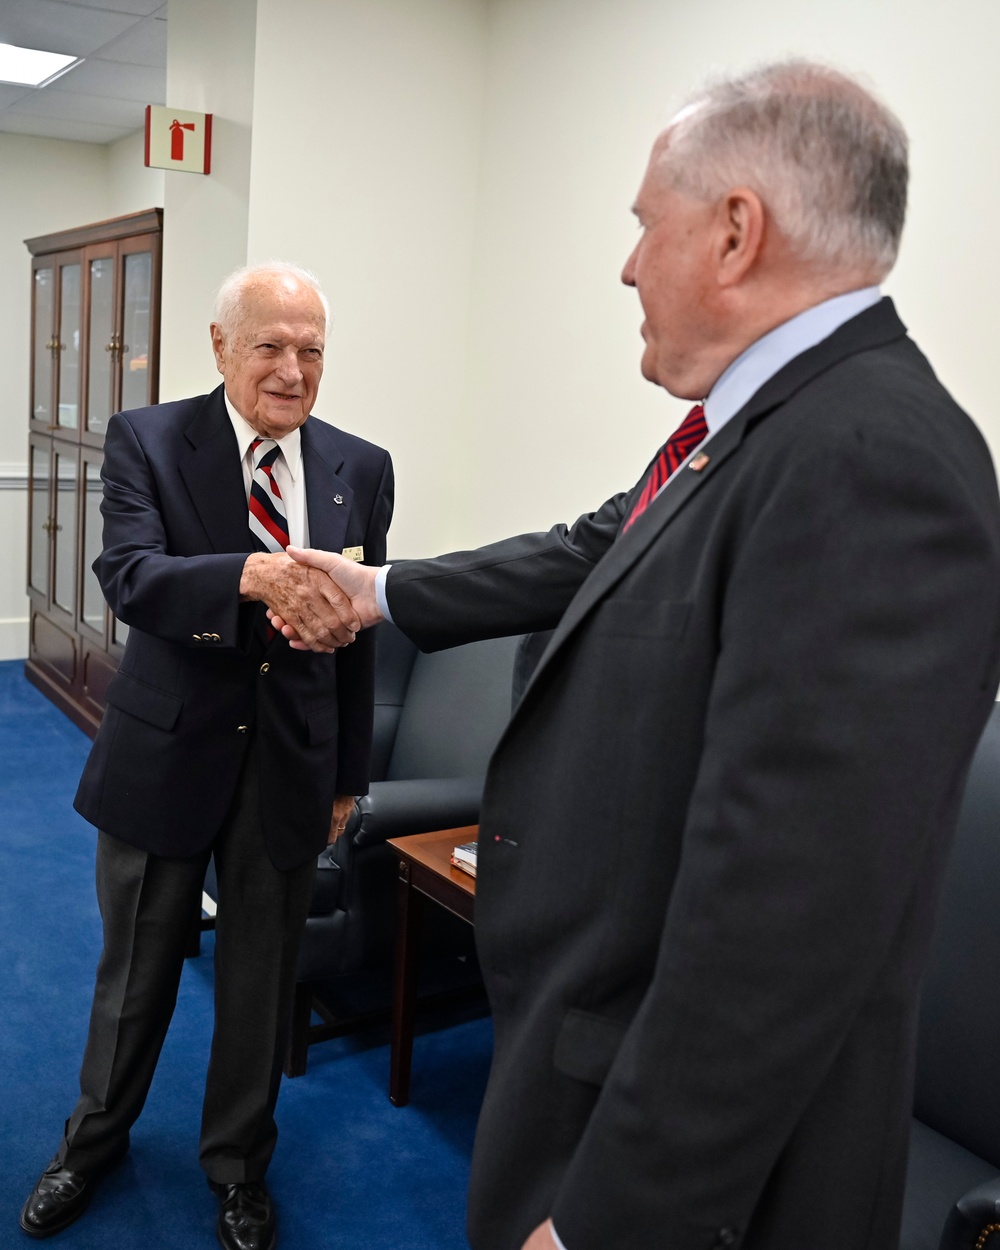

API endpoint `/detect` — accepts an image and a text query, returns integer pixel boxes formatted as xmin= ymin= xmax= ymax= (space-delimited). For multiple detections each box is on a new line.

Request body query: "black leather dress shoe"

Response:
xmin=210 ymin=1180 xmax=276 ymax=1250
xmin=19 ymin=1144 xmax=128 ymax=1239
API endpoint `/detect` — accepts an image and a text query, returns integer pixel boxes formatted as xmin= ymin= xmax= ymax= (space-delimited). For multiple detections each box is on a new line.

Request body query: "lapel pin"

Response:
xmin=688 ymin=453 xmax=711 ymax=472
xmin=334 ymin=494 xmax=344 ymax=505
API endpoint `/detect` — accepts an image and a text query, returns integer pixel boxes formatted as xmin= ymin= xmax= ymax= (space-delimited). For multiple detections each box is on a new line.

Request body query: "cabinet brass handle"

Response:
xmin=105 ymin=341 xmax=115 ymax=352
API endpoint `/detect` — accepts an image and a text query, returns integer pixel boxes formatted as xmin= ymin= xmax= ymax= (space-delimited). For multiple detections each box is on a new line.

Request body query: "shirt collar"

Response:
xmin=223 ymin=389 xmax=303 ymax=481
xmin=703 ymin=285 xmax=883 ymax=433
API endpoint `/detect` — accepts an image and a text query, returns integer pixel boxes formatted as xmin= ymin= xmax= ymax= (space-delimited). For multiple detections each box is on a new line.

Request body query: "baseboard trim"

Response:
xmin=0 ymin=618 xmax=29 ymax=662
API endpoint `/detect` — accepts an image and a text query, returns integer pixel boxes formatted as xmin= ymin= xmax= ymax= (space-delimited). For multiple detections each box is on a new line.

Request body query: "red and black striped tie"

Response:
xmin=621 ymin=403 xmax=708 ymax=534
xmin=248 ymin=437 xmax=289 ymax=552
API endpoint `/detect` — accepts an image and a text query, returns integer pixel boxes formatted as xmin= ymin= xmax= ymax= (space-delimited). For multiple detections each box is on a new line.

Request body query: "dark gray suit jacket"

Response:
xmin=75 ymin=385 xmax=394 ymax=871
xmin=387 ymin=300 xmax=1000 ymax=1250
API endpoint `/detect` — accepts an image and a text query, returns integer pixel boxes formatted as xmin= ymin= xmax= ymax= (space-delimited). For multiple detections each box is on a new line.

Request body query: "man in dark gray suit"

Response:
xmin=20 ymin=263 xmax=393 ymax=1250
xmin=276 ymin=62 xmax=1000 ymax=1250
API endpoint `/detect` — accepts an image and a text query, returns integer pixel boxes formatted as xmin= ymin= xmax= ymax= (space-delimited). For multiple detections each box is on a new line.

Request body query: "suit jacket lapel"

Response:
xmin=537 ymin=413 xmax=749 ymax=666
xmin=301 ymin=419 xmax=353 ymax=554
xmin=517 ymin=297 xmax=910 ymax=707
xmin=177 ymin=386 xmax=251 ymax=554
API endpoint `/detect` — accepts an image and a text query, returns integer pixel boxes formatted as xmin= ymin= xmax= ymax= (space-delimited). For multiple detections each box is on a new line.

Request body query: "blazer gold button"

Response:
xmin=260 ymin=662 xmax=270 ymax=674
xmin=211 ymin=633 xmax=221 ymax=641
xmin=192 ymin=634 xmax=202 ymax=642
xmin=237 ymin=724 xmax=248 ymax=734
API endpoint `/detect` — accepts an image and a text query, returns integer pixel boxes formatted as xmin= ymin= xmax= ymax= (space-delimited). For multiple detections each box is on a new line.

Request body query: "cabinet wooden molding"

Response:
xmin=25 ymin=208 xmax=162 ymax=737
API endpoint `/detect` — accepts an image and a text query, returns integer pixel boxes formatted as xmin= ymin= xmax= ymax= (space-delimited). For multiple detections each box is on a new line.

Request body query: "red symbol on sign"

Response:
xmin=170 ymin=118 xmax=196 ymax=161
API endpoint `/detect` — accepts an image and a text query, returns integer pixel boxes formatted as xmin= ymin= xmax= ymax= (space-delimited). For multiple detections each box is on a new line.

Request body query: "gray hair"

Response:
xmin=658 ymin=60 xmax=908 ymax=280
xmin=213 ymin=261 xmax=331 ymax=334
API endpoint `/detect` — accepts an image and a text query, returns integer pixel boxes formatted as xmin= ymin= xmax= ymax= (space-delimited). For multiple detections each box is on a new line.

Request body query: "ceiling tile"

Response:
xmin=0 ymin=110 xmax=128 ymax=144
xmin=0 ymin=0 xmax=138 ymax=58
xmin=98 ymin=16 xmax=167 ymax=68
xmin=48 ymin=57 xmax=165 ymax=103
xmin=0 ymin=82 xmax=33 ymax=108
xmin=70 ymin=0 xmax=166 ymax=14
xmin=9 ymin=87 xmax=148 ymax=130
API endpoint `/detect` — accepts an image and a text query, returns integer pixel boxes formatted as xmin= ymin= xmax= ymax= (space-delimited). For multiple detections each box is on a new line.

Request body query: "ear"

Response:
xmin=209 ymin=323 xmax=226 ymax=375
xmin=715 ymin=187 xmax=765 ymax=288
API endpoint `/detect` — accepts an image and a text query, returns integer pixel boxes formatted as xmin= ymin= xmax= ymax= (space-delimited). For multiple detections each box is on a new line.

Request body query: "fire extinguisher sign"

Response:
xmin=144 ymin=105 xmax=213 ymax=175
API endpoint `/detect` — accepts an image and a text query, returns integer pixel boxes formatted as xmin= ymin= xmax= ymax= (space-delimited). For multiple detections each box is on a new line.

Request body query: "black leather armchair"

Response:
xmin=900 ymin=703 xmax=1000 ymax=1249
xmin=286 ymin=621 xmax=523 ymax=1074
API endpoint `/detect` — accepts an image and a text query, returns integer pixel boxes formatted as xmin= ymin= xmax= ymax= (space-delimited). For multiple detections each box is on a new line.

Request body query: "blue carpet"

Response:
xmin=0 ymin=661 xmax=491 ymax=1248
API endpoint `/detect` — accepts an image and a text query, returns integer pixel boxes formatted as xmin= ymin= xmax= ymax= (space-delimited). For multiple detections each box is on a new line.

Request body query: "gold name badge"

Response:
xmin=342 ymin=546 xmax=365 ymax=562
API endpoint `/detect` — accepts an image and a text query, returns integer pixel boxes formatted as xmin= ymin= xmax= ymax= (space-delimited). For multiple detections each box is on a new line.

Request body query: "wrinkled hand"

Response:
xmin=329 ymin=794 xmax=356 ymax=844
xmin=521 ymin=1221 xmax=559 ymax=1250
xmin=240 ymin=552 xmax=360 ymax=653
xmin=268 ymin=547 xmax=383 ymax=651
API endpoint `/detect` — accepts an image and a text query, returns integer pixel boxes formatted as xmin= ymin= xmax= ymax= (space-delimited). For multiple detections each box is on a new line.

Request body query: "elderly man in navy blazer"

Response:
xmin=20 ymin=263 xmax=393 ymax=1250
xmin=276 ymin=63 xmax=1000 ymax=1250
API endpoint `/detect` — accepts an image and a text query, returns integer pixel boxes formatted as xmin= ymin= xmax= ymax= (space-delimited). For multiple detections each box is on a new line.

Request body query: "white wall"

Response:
xmin=157 ymin=0 xmax=1000 ymax=560
xmin=108 ymin=129 xmax=165 ymax=218
xmin=158 ymin=0 xmax=257 ymax=403
xmin=247 ymin=0 xmax=488 ymax=557
xmin=459 ymin=0 xmax=1000 ymax=545
xmin=0 ymin=135 xmax=111 ymax=660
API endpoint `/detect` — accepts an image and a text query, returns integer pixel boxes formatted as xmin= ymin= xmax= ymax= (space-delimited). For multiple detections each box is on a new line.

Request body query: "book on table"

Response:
xmin=450 ymin=840 xmax=478 ymax=878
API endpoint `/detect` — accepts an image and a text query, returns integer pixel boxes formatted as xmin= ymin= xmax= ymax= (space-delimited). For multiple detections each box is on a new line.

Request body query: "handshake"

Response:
xmin=243 ymin=546 xmax=384 ymax=653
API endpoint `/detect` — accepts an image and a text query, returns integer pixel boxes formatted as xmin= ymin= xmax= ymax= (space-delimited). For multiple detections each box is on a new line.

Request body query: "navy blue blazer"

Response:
xmin=75 ymin=385 xmax=393 ymax=871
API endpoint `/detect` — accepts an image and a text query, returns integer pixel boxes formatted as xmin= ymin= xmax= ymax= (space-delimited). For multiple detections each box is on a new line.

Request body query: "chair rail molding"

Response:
xmin=0 ymin=462 xmax=29 ymax=490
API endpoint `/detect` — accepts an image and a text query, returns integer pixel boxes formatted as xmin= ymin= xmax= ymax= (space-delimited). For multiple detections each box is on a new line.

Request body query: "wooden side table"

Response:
xmin=387 ymin=826 xmax=478 ymax=1106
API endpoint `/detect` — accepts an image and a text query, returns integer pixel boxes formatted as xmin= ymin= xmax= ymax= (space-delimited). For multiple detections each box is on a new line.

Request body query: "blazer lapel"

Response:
xmin=177 ymin=386 xmax=252 ymax=554
xmin=516 ymin=297 xmax=910 ymax=707
xmin=301 ymin=419 xmax=353 ymax=554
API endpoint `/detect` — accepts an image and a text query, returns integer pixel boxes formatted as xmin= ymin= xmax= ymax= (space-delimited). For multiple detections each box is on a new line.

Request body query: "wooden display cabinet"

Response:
xmin=25 ymin=209 xmax=162 ymax=736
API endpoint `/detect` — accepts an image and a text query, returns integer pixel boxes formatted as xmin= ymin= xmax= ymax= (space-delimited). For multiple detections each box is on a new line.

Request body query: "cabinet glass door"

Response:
xmin=56 ymin=261 xmax=81 ymax=431
xmin=28 ymin=441 xmax=51 ymax=597
xmin=81 ymin=455 xmax=106 ymax=637
xmin=86 ymin=253 xmax=116 ymax=435
xmin=52 ymin=446 xmax=79 ymax=616
xmin=120 ymin=249 xmax=153 ymax=412
xmin=32 ymin=265 xmax=54 ymax=425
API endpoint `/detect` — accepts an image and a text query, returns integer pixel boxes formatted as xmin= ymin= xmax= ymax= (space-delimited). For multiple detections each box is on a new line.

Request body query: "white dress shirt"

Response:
xmin=224 ymin=390 xmax=310 ymax=548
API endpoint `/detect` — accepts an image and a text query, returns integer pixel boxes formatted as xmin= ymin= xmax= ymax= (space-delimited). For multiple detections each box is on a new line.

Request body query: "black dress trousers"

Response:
xmin=59 ymin=736 xmax=317 ymax=1182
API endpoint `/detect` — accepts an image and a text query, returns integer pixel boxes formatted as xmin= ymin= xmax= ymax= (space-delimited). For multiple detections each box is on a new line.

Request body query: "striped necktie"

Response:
xmin=248 ymin=437 xmax=289 ymax=552
xmin=621 ymin=403 xmax=708 ymax=534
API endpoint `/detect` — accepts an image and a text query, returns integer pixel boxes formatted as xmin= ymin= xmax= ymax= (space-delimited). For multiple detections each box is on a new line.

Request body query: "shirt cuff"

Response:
xmin=375 ymin=563 xmax=394 ymax=623
xmin=550 ymin=1224 xmax=569 ymax=1250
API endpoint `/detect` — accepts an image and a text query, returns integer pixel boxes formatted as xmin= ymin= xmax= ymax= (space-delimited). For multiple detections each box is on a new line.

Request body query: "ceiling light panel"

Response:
xmin=0 ymin=42 xmax=80 ymax=88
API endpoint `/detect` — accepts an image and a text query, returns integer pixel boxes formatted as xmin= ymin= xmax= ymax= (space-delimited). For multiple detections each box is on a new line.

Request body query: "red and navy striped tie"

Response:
xmin=621 ymin=403 xmax=708 ymax=534
xmin=248 ymin=438 xmax=289 ymax=552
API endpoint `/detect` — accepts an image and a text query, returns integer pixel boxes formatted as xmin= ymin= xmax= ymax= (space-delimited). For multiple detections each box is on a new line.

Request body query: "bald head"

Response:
xmin=214 ymin=262 xmax=330 ymax=336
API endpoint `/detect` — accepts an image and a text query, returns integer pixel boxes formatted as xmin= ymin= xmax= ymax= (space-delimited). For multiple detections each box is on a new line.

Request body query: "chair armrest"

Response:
xmin=939 ymin=1176 xmax=1000 ymax=1249
xmin=309 ymin=846 xmax=344 ymax=916
xmin=351 ymin=777 xmax=483 ymax=848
